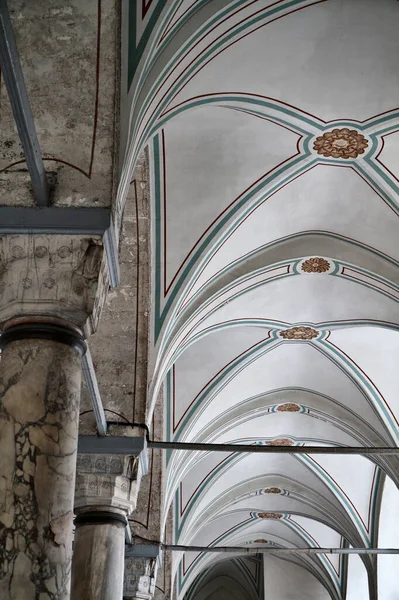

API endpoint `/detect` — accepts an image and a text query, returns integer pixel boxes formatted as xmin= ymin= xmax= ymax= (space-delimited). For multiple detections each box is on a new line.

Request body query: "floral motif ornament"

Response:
xmin=258 ymin=513 xmax=283 ymax=519
xmin=267 ymin=438 xmax=293 ymax=446
xmin=277 ymin=403 xmax=300 ymax=412
xmin=264 ymin=487 xmax=282 ymax=494
xmin=301 ymin=257 xmax=330 ymax=273
xmin=280 ymin=326 xmax=319 ymax=340
xmin=313 ymin=128 xmax=368 ymax=159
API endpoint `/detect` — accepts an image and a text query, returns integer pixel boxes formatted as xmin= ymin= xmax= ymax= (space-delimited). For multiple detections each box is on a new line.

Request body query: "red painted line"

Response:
xmin=142 ymin=0 xmax=155 ymax=19
xmin=323 ymin=339 xmax=399 ymax=429
xmin=88 ymin=0 xmax=102 ymax=178
xmin=163 ymin=1 xmax=329 ymax=119
xmin=132 ymin=179 xmax=141 ymax=422
xmin=180 ymin=452 xmax=235 ymax=516
xmin=309 ymin=456 xmax=369 ymax=532
xmin=342 ymin=267 xmax=399 ymax=299
xmin=163 ymin=136 xmax=301 ymax=297
xmin=375 ymin=129 xmax=399 ymax=185
xmin=162 ymin=129 xmax=168 ymax=296
xmin=159 ymin=0 xmax=186 ymax=43
xmin=173 ymin=330 xmax=273 ymax=432
xmin=1 ymin=0 xmax=102 ymax=179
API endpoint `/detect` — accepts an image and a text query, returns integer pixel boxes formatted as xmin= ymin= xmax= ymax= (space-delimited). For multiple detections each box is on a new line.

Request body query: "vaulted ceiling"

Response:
xmin=122 ymin=1 xmax=399 ymax=598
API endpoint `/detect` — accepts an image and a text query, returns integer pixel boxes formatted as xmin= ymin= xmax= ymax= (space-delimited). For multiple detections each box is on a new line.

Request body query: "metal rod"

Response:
xmin=148 ymin=441 xmax=399 ymax=455
xmin=82 ymin=348 xmax=107 ymax=436
xmin=0 ymin=0 xmax=49 ymax=206
xmin=162 ymin=544 xmax=399 ymax=555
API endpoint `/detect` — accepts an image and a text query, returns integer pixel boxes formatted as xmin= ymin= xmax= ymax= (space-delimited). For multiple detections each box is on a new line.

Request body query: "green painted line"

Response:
xmin=318 ymin=340 xmax=398 ymax=443
xmin=153 ymin=152 xmax=314 ymax=340
xmin=128 ymin=0 xmax=168 ymax=88
xmin=130 ymin=0 xmax=322 ymax=143
xmin=299 ymin=454 xmax=369 ymax=545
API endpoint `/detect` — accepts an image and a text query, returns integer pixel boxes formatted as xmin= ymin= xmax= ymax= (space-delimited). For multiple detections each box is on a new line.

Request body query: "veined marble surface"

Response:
xmin=0 ymin=338 xmax=82 ymax=599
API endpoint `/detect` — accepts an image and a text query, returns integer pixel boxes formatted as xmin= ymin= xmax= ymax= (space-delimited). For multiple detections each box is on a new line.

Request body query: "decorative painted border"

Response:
xmin=165 ymin=329 xmax=398 ymax=444
xmin=128 ymin=0 xmax=168 ymax=87
xmin=174 ymin=460 xmax=382 ymax=597
xmin=120 ymin=0 xmax=333 ymax=226
xmin=185 ymin=554 xmax=264 ymax=600
xmin=150 ymin=101 xmax=399 ymax=343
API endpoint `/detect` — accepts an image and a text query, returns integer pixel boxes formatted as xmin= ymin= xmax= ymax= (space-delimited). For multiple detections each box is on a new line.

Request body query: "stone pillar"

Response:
xmin=124 ymin=557 xmax=158 ymax=600
xmin=0 ymin=325 xmax=85 ymax=599
xmin=72 ymin=509 xmax=127 ymax=599
xmin=0 ymin=234 xmax=105 ymax=599
xmin=71 ymin=453 xmax=144 ymax=600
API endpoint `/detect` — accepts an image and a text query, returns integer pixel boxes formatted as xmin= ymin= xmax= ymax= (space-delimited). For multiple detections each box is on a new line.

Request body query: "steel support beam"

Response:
xmin=155 ymin=544 xmax=399 ymax=556
xmin=0 ymin=206 xmax=111 ymax=234
xmin=0 ymin=207 xmax=119 ymax=287
xmin=78 ymin=435 xmax=146 ymax=455
xmin=82 ymin=348 xmax=107 ymax=436
xmin=78 ymin=435 xmax=149 ymax=475
xmin=125 ymin=545 xmax=162 ymax=559
xmin=0 ymin=0 xmax=49 ymax=206
xmin=148 ymin=441 xmax=399 ymax=455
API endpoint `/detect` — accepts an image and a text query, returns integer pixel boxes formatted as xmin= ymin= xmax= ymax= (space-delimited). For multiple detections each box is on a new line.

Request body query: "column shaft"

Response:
xmin=71 ymin=513 xmax=126 ymax=599
xmin=0 ymin=337 xmax=82 ymax=599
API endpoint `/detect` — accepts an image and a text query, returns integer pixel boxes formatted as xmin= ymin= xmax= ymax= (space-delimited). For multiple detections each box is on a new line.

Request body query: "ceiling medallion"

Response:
xmin=277 ymin=403 xmax=300 ymax=413
xmin=313 ymin=128 xmax=368 ymax=159
xmin=301 ymin=257 xmax=330 ymax=273
xmin=267 ymin=438 xmax=293 ymax=446
xmin=264 ymin=487 xmax=282 ymax=494
xmin=280 ymin=326 xmax=319 ymax=340
xmin=258 ymin=513 xmax=282 ymax=519
xmin=254 ymin=539 xmax=269 ymax=543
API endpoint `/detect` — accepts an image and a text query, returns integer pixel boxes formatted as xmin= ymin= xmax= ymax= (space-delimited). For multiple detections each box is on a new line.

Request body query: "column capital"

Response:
xmin=75 ymin=453 xmax=142 ymax=515
xmin=0 ymin=233 xmax=107 ymax=334
xmin=124 ymin=557 xmax=158 ymax=600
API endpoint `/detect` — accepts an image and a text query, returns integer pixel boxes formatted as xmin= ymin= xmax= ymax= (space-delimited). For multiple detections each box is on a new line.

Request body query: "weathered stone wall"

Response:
xmin=80 ymin=150 xmax=150 ymax=431
xmin=0 ymin=0 xmax=120 ymax=208
xmin=0 ymin=234 xmax=104 ymax=332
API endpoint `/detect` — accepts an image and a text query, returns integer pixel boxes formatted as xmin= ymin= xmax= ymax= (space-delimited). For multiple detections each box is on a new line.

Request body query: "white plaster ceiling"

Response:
xmin=124 ymin=0 xmax=399 ymax=597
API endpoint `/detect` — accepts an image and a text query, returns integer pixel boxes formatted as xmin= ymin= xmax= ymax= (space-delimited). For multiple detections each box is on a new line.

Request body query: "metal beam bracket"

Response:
xmin=78 ymin=435 xmax=149 ymax=476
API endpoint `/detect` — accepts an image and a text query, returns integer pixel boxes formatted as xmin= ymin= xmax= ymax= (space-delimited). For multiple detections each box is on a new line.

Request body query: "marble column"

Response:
xmin=71 ymin=509 xmax=127 ymax=599
xmin=0 ymin=327 xmax=85 ymax=599
xmin=71 ymin=453 xmax=144 ymax=600
xmin=0 ymin=234 xmax=105 ymax=599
